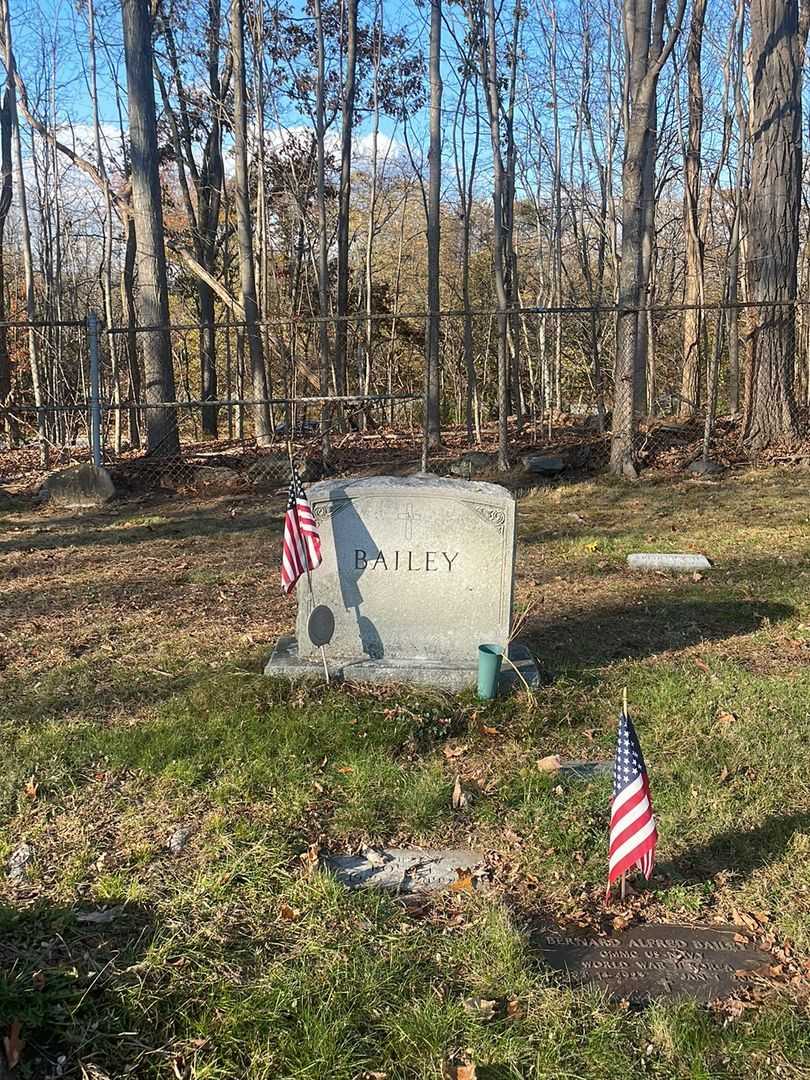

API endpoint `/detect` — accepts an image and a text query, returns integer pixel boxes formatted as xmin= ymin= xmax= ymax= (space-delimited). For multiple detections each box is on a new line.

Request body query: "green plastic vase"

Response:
xmin=477 ymin=644 xmax=503 ymax=700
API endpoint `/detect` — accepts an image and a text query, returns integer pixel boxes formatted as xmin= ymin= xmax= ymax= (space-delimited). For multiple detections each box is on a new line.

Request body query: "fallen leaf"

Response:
xmin=443 ymin=1062 xmax=476 ymax=1080
xmin=537 ymin=754 xmax=561 ymax=773
xmin=716 ymin=708 xmax=738 ymax=725
xmin=731 ymin=907 xmax=758 ymax=934
xmin=463 ymin=996 xmax=497 ymax=1020
xmin=718 ymin=766 xmax=730 ymax=783
xmin=694 ymin=658 xmax=710 ymax=673
xmin=480 ymin=725 xmax=499 ymax=737
xmin=692 ymin=572 xmax=703 ymax=582
xmin=449 ymin=869 xmax=474 ymax=893
xmin=3 ymin=1020 xmax=24 ymax=1070
xmin=451 ymin=775 xmax=469 ymax=810
xmin=31 ymin=971 xmax=45 ymax=992
xmin=279 ymin=903 xmax=300 ymax=921
xmin=23 ymin=776 xmax=38 ymax=800
xmin=337 ymin=765 xmax=354 ymax=775
xmin=505 ymin=998 xmax=523 ymax=1019
xmin=299 ymin=843 xmax=319 ymax=877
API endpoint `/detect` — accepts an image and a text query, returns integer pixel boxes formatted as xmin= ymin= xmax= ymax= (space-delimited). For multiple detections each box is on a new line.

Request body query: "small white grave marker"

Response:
xmin=627 ymin=553 xmax=712 ymax=572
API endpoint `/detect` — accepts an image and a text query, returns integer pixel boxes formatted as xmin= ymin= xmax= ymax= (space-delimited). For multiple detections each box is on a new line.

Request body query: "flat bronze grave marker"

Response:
xmin=537 ymin=923 xmax=771 ymax=1004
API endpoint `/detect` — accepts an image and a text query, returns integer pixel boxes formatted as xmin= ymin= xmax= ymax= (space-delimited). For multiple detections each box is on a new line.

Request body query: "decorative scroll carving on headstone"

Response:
xmin=470 ymin=504 xmax=507 ymax=533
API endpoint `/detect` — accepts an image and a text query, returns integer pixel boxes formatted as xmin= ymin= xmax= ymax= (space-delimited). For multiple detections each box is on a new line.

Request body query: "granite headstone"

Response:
xmin=266 ymin=475 xmax=538 ymax=689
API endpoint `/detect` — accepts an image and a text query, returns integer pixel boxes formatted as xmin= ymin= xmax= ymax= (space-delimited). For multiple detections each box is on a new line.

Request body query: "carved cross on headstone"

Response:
xmin=398 ymin=502 xmax=415 ymax=541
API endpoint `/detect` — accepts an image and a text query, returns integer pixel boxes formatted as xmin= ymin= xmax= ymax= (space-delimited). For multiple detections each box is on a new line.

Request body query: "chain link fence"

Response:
xmin=3 ymin=299 xmax=808 ymax=496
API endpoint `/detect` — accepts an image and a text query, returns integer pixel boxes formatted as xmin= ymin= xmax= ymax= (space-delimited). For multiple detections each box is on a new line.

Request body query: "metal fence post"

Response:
xmin=87 ymin=311 xmax=102 ymax=468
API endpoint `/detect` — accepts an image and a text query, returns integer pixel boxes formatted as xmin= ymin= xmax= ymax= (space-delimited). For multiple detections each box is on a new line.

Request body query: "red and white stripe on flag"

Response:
xmin=608 ymin=710 xmax=657 ymax=889
xmin=281 ymin=473 xmax=322 ymax=594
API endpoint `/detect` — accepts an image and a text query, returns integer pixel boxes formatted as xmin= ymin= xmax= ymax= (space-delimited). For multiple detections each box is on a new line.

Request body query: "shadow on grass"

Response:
xmin=0 ymin=503 xmax=284 ymax=557
xmin=0 ymin=899 xmax=157 ymax=1077
xmin=523 ymin=597 xmax=793 ymax=673
xmin=657 ymin=811 xmax=810 ymax=886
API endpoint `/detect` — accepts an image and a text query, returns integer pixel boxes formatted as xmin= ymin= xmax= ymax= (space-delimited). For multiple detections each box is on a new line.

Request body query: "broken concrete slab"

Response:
xmin=323 ymin=846 xmax=484 ymax=893
xmin=42 ymin=463 xmax=115 ymax=508
xmin=627 ymin=552 xmax=712 ymax=572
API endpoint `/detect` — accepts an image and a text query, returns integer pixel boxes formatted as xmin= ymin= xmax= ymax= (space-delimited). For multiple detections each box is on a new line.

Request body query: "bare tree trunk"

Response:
xmin=725 ymin=0 xmax=746 ymax=415
xmin=386 ymin=187 xmax=408 ymax=426
xmin=0 ymin=87 xmax=11 ymax=426
xmin=610 ymin=0 xmax=686 ymax=476
xmin=200 ymin=0 xmax=225 ymax=437
xmin=742 ymin=0 xmax=804 ymax=449
xmin=121 ymin=0 xmax=179 ymax=457
xmin=230 ymin=0 xmax=271 ymax=446
xmin=548 ymin=2 xmax=563 ymax=413
xmin=504 ymin=0 xmax=522 ymax=425
xmin=453 ymin=45 xmax=480 ymax=444
xmin=1 ymin=0 xmax=45 ymax=462
xmin=425 ymin=0 xmax=442 ymax=452
xmin=363 ymin=0 xmax=383 ymax=428
xmin=679 ymin=0 xmax=706 ymax=417
xmin=87 ymin=0 xmax=121 ymax=452
xmin=313 ymin=0 xmax=332 ymax=459
xmin=476 ymin=0 xmax=509 ymax=469
xmin=335 ymin=0 xmax=358 ymax=404
xmin=121 ymin=217 xmax=141 ymax=448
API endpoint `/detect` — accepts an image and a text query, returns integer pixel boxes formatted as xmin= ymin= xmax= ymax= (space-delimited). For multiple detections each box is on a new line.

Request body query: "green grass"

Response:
xmin=2 ymin=472 xmax=810 ymax=1077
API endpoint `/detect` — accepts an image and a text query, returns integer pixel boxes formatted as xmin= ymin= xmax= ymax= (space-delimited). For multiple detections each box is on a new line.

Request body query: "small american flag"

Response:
xmin=281 ymin=465 xmax=322 ymax=594
xmin=608 ymin=708 xmax=657 ymax=892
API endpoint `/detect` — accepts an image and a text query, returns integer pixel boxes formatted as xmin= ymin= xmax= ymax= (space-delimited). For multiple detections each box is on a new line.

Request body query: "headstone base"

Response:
xmin=265 ymin=638 xmax=540 ymax=692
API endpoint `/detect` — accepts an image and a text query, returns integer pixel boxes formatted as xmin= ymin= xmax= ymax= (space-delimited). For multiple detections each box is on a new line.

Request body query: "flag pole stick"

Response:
xmin=618 ymin=687 xmax=629 ymax=902
xmin=287 ymin=440 xmax=329 ymax=684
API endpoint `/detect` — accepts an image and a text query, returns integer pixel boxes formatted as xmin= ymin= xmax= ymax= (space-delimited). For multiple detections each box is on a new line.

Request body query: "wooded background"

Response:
xmin=0 ymin=0 xmax=808 ymax=474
